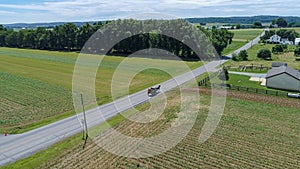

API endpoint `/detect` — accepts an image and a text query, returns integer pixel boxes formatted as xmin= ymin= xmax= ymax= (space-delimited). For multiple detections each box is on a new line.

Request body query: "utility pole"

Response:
xmin=81 ymin=93 xmax=88 ymax=149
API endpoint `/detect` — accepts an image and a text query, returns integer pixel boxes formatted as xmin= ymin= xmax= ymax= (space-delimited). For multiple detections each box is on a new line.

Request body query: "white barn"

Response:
xmin=266 ymin=66 xmax=300 ymax=92
xmin=280 ymin=38 xmax=293 ymax=45
xmin=295 ymin=38 xmax=300 ymax=46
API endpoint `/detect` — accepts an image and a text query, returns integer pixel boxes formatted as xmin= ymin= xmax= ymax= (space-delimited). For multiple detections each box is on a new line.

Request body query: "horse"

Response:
xmin=148 ymin=85 xmax=161 ymax=96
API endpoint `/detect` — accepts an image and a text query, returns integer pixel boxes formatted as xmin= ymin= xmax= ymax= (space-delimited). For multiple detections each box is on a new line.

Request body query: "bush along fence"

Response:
xmin=225 ymin=64 xmax=271 ymax=71
xmin=224 ymin=64 xmax=300 ymax=71
xmin=198 ymin=70 xmax=222 ymax=86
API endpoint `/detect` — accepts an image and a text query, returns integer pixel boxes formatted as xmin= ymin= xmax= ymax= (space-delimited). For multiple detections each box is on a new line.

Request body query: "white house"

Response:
xmin=295 ymin=38 xmax=300 ymax=46
xmin=271 ymin=24 xmax=279 ymax=28
xmin=266 ymin=66 xmax=300 ymax=92
xmin=268 ymin=35 xmax=294 ymax=45
xmin=269 ymin=34 xmax=281 ymax=43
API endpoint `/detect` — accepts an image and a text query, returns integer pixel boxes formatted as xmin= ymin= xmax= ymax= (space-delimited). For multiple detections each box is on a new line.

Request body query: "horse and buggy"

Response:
xmin=147 ymin=85 xmax=161 ymax=96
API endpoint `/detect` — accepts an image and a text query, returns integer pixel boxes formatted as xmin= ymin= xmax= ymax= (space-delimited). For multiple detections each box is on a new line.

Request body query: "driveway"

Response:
xmin=229 ymin=71 xmax=267 ymax=78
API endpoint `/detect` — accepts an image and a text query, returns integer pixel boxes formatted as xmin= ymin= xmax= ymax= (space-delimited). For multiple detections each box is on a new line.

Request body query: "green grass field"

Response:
xmin=227 ymin=74 xmax=265 ymax=89
xmin=294 ymin=27 xmax=300 ymax=33
xmin=0 ymin=47 xmax=204 ymax=133
xmin=225 ymin=43 xmax=300 ymax=69
xmin=2 ymin=89 xmax=299 ymax=169
xmin=230 ymin=29 xmax=263 ymax=42
xmin=223 ymin=29 xmax=263 ymax=55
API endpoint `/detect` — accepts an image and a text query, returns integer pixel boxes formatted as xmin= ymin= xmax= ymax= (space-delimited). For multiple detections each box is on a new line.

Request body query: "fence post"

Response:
xmin=276 ymin=91 xmax=278 ymax=96
xmin=255 ymin=88 xmax=258 ymax=93
xmin=266 ymin=90 xmax=268 ymax=94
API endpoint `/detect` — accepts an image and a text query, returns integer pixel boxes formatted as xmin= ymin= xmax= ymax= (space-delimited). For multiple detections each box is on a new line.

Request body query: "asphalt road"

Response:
xmin=226 ymin=30 xmax=264 ymax=58
xmin=0 ymin=31 xmax=265 ymax=166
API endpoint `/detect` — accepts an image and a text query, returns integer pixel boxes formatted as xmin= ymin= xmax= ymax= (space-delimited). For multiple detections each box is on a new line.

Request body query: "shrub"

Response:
xmin=272 ymin=44 xmax=284 ymax=54
xmin=257 ymin=49 xmax=272 ymax=60
xmin=238 ymin=50 xmax=248 ymax=61
xmin=232 ymin=50 xmax=248 ymax=61
xmin=232 ymin=53 xmax=239 ymax=61
xmin=294 ymin=47 xmax=300 ymax=56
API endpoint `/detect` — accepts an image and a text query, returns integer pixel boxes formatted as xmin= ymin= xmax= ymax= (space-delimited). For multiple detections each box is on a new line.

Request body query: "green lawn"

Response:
xmin=0 ymin=47 xmax=204 ymax=133
xmin=225 ymin=44 xmax=300 ymax=69
xmin=294 ymin=27 xmax=300 ymax=34
xmin=230 ymin=29 xmax=263 ymax=42
xmin=223 ymin=29 xmax=263 ymax=55
xmin=222 ymin=41 xmax=246 ymax=55
xmin=227 ymin=74 xmax=264 ymax=89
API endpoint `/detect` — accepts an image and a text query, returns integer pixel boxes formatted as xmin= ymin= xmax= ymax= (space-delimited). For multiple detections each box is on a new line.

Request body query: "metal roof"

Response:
xmin=266 ymin=66 xmax=300 ymax=81
xmin=271 ymin=62 xmax=287 ymax=67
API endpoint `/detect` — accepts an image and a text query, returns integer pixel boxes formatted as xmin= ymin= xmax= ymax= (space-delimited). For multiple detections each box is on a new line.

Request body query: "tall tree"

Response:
xmin=62 ymin=23 xmax=78 ymax=50
xmin=0 ymin=31 xmax=7 ymax=46
xmin=23 ymin=30 xmax=35 ymax=48
xmin=276 ymin=18 xmax=288 ymax=28
xmin=257 ymin=49 xmax=272 ymax=60
xmin=276 ymin=29 xmax=299 ymax=42
xmin=77 ymin=23 xmax=95 ymax=50
xmin=294 ymin=47 xmax=300 ymax=56
xmin=34 ymin=27 xmax=47 ymax=49
xmin=253 ymin=21 xmax=263 ymax=28
xmin=210 ymin=28 xmax=234 ymax=55
xmin=5 ymin=31 xmax=18 ymax=47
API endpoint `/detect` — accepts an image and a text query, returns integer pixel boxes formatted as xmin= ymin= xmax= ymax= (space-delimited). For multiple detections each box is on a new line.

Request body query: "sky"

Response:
xmin=0 ymin=0 xmax=299 ymax=24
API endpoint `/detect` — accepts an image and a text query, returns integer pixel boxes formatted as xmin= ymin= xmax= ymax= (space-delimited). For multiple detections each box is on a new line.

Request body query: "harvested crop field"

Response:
xmin=196 ymin=87 xmax=300 ymax=109
xmin=13 ymin=89 xmax=299 ymax=169
xmin=0 ymin=72 xmax=73 ymax=132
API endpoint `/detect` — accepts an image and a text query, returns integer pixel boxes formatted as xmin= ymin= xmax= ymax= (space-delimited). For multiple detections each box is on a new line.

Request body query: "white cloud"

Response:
xmin=0 ymin=0 xmax=299 ymax=23
xmin=0 ymin=10 xmax=16 ymax=15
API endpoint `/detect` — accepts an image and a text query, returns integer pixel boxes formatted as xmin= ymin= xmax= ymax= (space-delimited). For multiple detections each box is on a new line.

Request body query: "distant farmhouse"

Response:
xmin=268 ymin=34 xmax=294 ymax=45
xmin=280 ymin=38 xmax=293 ymax=45
xmin=269 ymin=34 xmax=281 ymax=43
xmin=271 ymin=24 xmax=279 ymax=28
xmin=266 ymin=64 xmax=300 ymax=92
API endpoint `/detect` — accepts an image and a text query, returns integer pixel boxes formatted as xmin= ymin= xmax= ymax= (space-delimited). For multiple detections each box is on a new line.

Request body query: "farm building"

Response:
xmin=295 ymin=38 xmax=300 ymax=46
xmin=268 ymin=35 xmax=293 ymax=44
xmin=271 ymin=62 xmax=288 ymax=67
xmin=280 ymin=38 xmax=293 ymax=45
xmin=266 ymin=66 xmax=300 ymax=91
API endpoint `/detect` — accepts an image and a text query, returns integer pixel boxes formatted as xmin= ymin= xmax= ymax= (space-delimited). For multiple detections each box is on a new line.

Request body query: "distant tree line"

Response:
xmin=187 ymin=16 xmax=300 ymax=28
xmin=0 ymin=22 xmax=103 ymax=51
xmin=0 ymin=19 xmax=234 ymax=59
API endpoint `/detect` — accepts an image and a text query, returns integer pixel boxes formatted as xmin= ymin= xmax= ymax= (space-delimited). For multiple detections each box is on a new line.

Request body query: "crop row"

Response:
xmin=34 ymin=91 xmax=299 ymax=169
xmin=0 ymin=72 xmax=73 ymax=128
